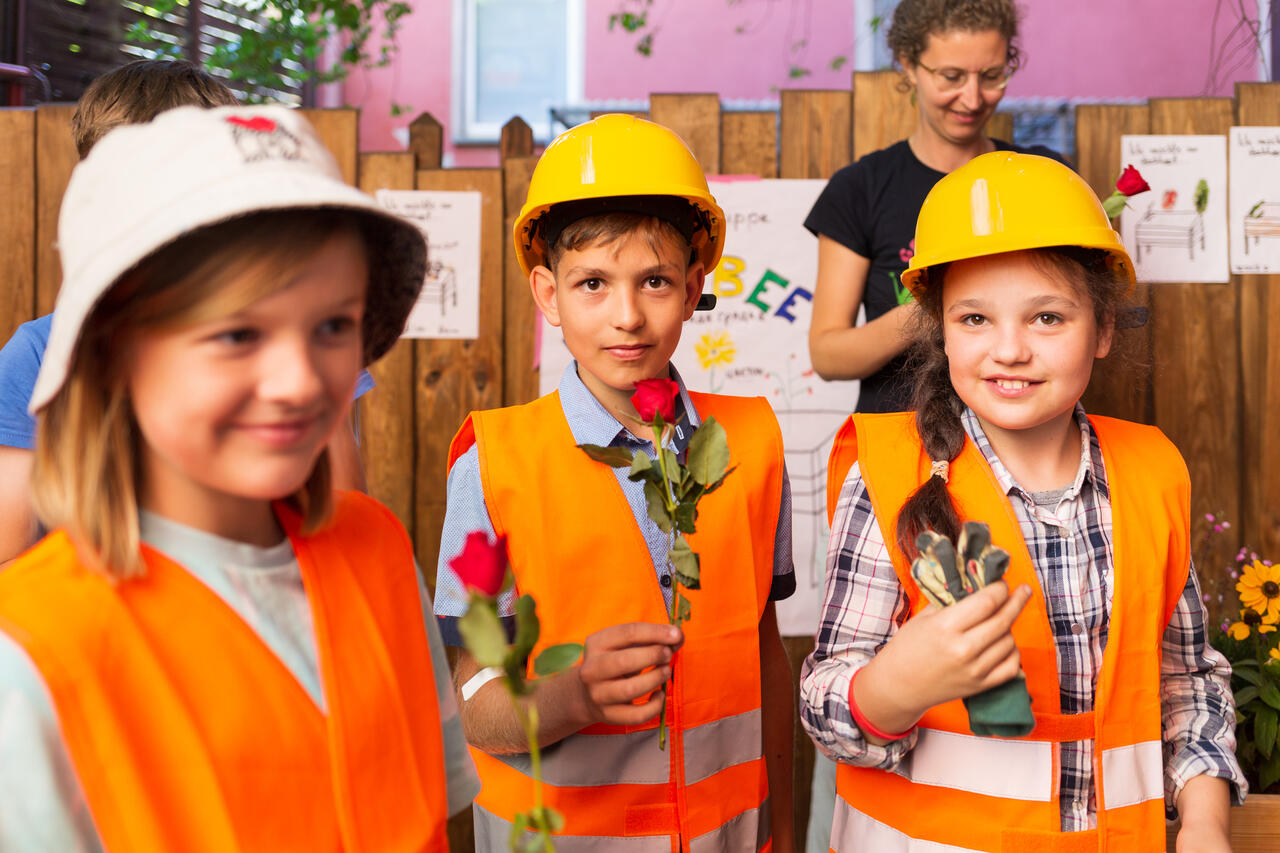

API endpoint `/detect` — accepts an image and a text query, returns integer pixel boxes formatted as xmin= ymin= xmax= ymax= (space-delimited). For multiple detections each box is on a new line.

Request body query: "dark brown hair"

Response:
xmin=547 ymin=211 xmax=690 ymax=272
xmin=894 ymin=247 xmax=1127 ymax=558
xmin=887 ymin=0 xmax=1022 ymax=71
xmin=71 ymin=59 xmax=239 ymax=159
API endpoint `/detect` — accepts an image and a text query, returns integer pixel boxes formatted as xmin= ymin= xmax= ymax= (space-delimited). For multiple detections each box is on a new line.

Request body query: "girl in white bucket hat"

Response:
xmin=0 ymin=105 xmax=476 ymax=851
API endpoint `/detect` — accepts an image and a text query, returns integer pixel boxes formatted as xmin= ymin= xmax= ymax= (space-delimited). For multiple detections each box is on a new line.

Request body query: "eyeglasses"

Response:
xmin=914 ymin=61 xmax=1013 ymax=93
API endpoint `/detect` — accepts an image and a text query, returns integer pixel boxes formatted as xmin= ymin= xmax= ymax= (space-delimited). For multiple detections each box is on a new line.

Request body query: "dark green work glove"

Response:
xmin=910 ymin=523 xmax=1034 ymax=738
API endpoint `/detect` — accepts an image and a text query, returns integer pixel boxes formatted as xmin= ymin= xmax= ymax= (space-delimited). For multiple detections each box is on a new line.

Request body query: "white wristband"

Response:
xmin=461 ymin=666 xmax=504 ymax=701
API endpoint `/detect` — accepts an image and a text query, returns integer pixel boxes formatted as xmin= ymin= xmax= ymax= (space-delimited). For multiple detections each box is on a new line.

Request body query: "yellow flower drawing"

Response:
xmin=695 ymin=331 xmax=736 ymax=370
xmin=1237 ymin=559 xmax=1280 ymax=621
xmin=1227 ymin=607 xmax=1277 ymax=640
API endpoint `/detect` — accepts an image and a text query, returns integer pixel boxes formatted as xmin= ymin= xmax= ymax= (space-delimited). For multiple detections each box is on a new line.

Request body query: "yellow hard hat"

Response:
xmin=900 ymin=151 xmax=1135 ymax=296
xmin=512 ymin=114 xmax=725 ymax=276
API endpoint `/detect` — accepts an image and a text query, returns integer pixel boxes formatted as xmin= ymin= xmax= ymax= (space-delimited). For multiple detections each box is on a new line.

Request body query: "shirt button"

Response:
xmin=660 ymin=574 xmax=672 ymax=588
xmin=1070 ymin=622 xmax=1084 ymax=635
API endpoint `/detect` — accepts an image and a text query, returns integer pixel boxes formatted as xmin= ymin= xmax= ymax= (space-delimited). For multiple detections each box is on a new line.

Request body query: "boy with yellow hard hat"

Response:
xmin=434 ymin=114 xmax=797 ymax=852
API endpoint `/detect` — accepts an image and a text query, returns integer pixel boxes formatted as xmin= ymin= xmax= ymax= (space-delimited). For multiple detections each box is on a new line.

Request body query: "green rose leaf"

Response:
xmin=1255 ymin=706 xmax=1278 ymax=759
xmin=674 ymin=500 xmax=698 ymax=534
xmin=669 ymin=535 xmax=701 ymax=589
xmin=544 ymin=805 xmax=566 ymax=833
xmin=628 ymin=452 xmax=653 ymax=480
xmin=644 ymin=480 xmax=674 ymax=532
xmin=686 ymin=416 xmax=731 ymax=486
xmin=508 ymin=813 xmax=529 ymax=849
xmin=579 ymin=443 xmax=636 ymax=468
xmin=510 ymin=594 xmax=540 ymax=662
xmin=534 ymin=642 xmax=584 ymax=676
xmin=1101 ymin=192 xmax=1128 ymax=220
xmin=703 ymin=465 xmax=738 ymax=496
xmin=676 ymin=593 xmax=692 ymax=623
xmin=1259 ymin=679 xmax=1280 ymax=712
xmin=458 ymin=598 xmax=509 ymax=669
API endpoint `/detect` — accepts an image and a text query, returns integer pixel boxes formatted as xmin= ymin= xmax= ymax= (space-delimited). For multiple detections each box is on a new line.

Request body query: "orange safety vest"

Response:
xmin=448 ymin=390 xmax=783 ymax=853
xmin=0 ymin=491 xmax=450 ymax=853
xmin=823 ymin=412 xmax=1190 ymax=852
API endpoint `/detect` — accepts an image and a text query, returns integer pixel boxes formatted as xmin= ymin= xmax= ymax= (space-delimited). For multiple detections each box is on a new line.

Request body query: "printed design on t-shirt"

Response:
xmin=225 ymin=115 xmax=302 ymax=163
xmin=888 ymin=239 xmax=917 ymax=305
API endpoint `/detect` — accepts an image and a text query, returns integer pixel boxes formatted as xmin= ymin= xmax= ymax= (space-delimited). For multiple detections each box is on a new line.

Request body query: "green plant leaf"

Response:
xmin=644 ymin=480 xmax=674 ymax=533
xmin=674 ymin=500 xmax=698 ymax=534
xmin=1236 ymin=665 xmax=1264 ymax=687
xmin=628 ymin=452 xmax=653 ymax=480
xmin=1256 ymin=706 xmax=1278 ymax=759
xmin=511 ymin=594 xmax=540 ymax=662
xmin=458 ymin=599 xmax=509 ymax=669
xmin=1262 ymin=747 xmax=1280 ymax=793
xmin=686 ymin=416 xmax=731 ymax=486
xmin=669 ymin=535 xmax=701 ymax=589
xmin=534 ymin=642 xmax=583 ymax=676
xmin=676 ymin=593 xmax=692 ymax=623
xmin=703 ymin=465 xmax=738 ymax=495
xmin=1260 ymin=679 xmax=1280 ymax=711
xmin=579 ymin=443 xmax=636 ymax=468
xmin=1236 ymin=685 xmax=1260 ymax=708
xmin=509 ymin=812 xmax=529 ymax=849
xmin=544 ymin=806 xmax=566 ymax=833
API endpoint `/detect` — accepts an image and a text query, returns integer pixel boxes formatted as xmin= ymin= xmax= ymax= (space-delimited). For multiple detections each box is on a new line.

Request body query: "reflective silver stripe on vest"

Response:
xmin=831 ymin=798 xmax=982 ymax=853
xmin=1100 ymin=739 xmax=1163 ymax=809
xmin=689 ymin=800 xmax=770 ymax=853
xmin=489 ymin=728 xmax=669 ymax=786
xmin=899 ymin=728 xmax=1053 ymax=801
xmin=684 ymin=707 xmax=764 ymax=784
xmin=472 ymin=803 xmax=671 ymax=853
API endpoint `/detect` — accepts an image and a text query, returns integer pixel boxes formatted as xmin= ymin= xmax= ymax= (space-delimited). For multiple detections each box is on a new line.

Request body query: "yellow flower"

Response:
xmin=1272 ymin=647 xmax=1280 ymax=662
xmin=1228 ymin=607 xmax=1278 ymax=640
xmin=1237 ymin=559 xmax=1280 ymax=621
xmin=695 ymin=331 xmax=736 ymax=370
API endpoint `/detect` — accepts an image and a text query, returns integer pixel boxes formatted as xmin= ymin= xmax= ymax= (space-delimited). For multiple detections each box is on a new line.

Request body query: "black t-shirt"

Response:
xmin=804 ymin=139 xmax=1068 ymax=414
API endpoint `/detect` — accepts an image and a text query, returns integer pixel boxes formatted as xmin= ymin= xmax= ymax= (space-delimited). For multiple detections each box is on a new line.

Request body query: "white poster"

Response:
xmin=375 ymin=189 xmax=482 ymax=339
xmin=1118 ymin=135 xmax=1229 ymax=284
xmin=538 ymin=179 xmax=856 ymax=637
xmin=1229 ymin=127 xmax=1280 ymax=274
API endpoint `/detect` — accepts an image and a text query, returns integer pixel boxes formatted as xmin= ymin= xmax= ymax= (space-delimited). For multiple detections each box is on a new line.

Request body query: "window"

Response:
xmin=454 ymin=0 xmax=583 ymax=144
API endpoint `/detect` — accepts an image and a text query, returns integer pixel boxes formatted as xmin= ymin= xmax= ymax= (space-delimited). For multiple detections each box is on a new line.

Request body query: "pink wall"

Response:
xmin=344 ymin=0 xmax=1266 ymax=163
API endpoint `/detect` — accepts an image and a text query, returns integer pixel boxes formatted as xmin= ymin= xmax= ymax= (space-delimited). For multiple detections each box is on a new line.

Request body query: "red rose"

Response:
xmin=631 ymin=378 xmax=680 ymax=423
xmin=449 ymin=531 xmax=508 ymax=597
xmin=1115 ymin=165 xmax=1150 ymax=197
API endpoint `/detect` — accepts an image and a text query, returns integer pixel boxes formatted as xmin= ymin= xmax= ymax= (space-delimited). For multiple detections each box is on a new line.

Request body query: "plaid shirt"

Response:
xmin=800 ymin=406 xmax=1246 ymax=831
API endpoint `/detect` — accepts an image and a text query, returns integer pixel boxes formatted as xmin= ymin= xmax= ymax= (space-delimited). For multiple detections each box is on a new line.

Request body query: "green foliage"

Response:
xmin=1212 ymin=625 xmax=1280 ymax=793
xmin=686 ymin=415 xmax=730 ymax=487
xmin=533 ymin=643 xmax=583 ymax=677
xmin=1194 ymin=178 xmax=1210 ymax=215
xmin=458 ymin=595 xmax=509 ymax=669
xmin=579 ymin=443 xmax=635 ymax=468
xmin=125 ymin=0 xmax=412 ymax=104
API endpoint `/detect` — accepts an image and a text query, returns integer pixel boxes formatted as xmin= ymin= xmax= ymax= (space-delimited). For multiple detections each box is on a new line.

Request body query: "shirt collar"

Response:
xmin=960 ymin=404 xmax=1108 ymax=502
xmin=556 ymin=361 xmax=701 ymax=449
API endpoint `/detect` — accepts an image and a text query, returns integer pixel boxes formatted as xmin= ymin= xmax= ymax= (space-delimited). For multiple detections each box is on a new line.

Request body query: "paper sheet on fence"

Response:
xmin=537 ymin=178 xmax=857 ymax=636
xmin=1118 ymin=135 xmax=1229 ymax=284
xmin=1229 ymin=127 xmax=1280 ymax=274
xmin=376 ymin=189 xmax=482 ymax=339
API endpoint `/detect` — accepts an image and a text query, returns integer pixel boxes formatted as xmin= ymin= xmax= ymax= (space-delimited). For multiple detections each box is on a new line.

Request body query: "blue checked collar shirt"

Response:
xmin=434 ymin=361 xmax=795 ymax=645
xmin=799 ymin=404 xmax=1245 ymax=831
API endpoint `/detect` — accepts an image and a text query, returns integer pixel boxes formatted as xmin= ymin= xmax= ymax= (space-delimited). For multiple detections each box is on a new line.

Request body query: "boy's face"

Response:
xmin=531 ymin=229 xmax=703 ymax=411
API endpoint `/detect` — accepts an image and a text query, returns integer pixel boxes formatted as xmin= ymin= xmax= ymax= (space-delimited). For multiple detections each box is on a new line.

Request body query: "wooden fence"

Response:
xmin=2 ymin=72 xmax=1278 ymax=847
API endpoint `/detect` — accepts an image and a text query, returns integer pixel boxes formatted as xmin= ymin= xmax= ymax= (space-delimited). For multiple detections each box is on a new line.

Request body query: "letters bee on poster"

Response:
xmin=1118 ymin=135 xmax=1230 ymax=284
xmin=376 ymin=189 xmax=484 ymax=339
xmin=538 ymin=178 xmax=855 ymax=636
xmin=1229 ymin=127 xmax=1280 ymax=275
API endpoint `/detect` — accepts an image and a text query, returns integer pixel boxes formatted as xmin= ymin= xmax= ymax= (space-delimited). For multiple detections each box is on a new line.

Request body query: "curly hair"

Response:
xmin=886 ymin=0 xmax=1022 ymax=71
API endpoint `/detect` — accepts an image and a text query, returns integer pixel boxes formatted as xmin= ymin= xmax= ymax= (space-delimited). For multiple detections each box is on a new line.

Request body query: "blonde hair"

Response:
xmin=33 ymin=209 xmax=366 ymax=579
xmin=71 ymin=59 xmax=239 ymax=159
xmin=547 ymin=212 xmax=691 ymax=272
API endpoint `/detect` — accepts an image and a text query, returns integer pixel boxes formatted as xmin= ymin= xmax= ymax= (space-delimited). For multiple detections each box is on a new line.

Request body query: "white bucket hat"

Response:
xmin=30 ymin=104 xmax=427 ymax=413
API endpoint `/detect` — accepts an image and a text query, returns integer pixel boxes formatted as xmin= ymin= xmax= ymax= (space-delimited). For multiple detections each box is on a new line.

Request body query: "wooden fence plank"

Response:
xmin=0 ymin=109 xmax=36 ymax=344
xmin=1148 ymin=96 xmax=1239 ymax=590
xmin=300 ymin=107 xmax=358 ymax=185
xmin=1235 ymin=82 xmax=1280 ymax=560
xmin=1074 ymin=104 xmax=1153 ymax=424
xmin=356 ymin=151 xmax=417 ymax=533
xmin=502 ymin=155 xmax=540 ymax=407
xmin=413 ymin=168 xmax=505 ymax=585
xmin=852 ymin=70 xmax=913 ymax=160
xmin=649 ymin=93 xmax=722 ymax=173
xmin=34 ymin=104 xmax=77 ymax=316
xmin=721 ymin=111 xmax=777 ymax=177
xmin=408 ymin=112 xmax=444 ymax=172
xmin=780 ymin=89 xmax=852 ymax=179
